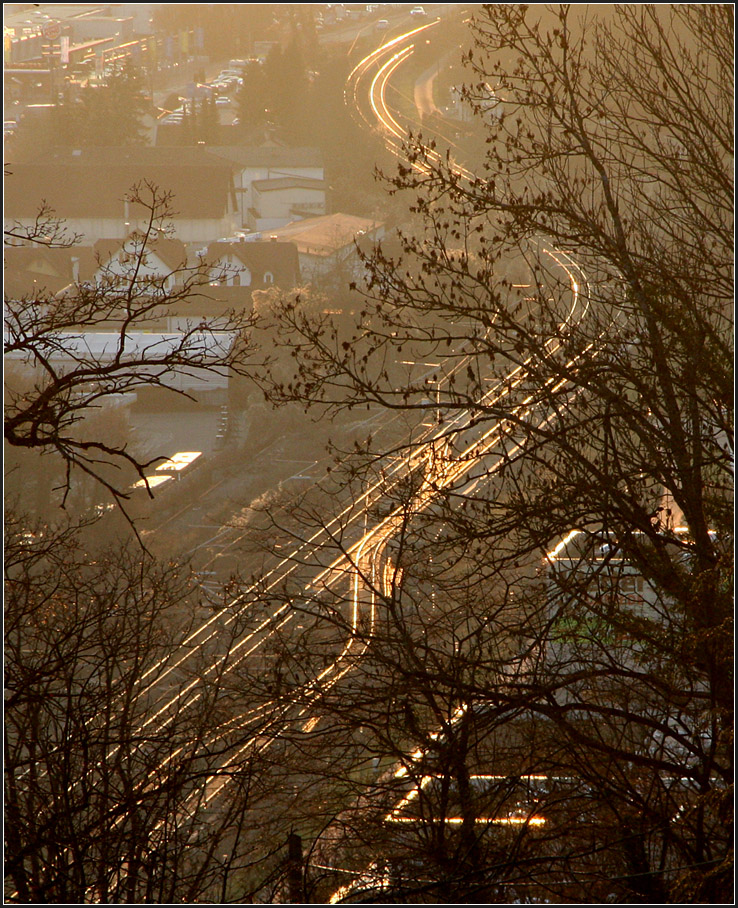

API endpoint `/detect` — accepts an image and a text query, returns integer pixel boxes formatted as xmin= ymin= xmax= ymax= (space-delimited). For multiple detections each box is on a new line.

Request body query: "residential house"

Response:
xmin=197 ymin=240 xmax=300 ymax=289
xmin=5 ymin=146 xmax=241 ymax=244
xmin=3 ymin=245 xmax=97 ymax=298
xmin=6 ymin=230 xmax=300 ymax=329
xmin=92 ymin=233 xmax=188 ymax=293
xmin=174 ymin=239 xmax=300 ymax=330
xmin=263 ymin=213 xmax=384 ymax=284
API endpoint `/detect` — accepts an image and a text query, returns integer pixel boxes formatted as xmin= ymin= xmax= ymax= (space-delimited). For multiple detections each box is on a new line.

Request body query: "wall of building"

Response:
xmin=233 ymin=165 xmax=324 ymax=225
xmin=250 ymin=186 xmax=326 ymax=228
xmin=6 ymin=214 xmax=239 ymax=245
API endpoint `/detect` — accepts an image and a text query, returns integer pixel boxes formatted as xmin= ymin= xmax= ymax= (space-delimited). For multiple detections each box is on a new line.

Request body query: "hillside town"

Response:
xmin=5 ymin=4 xmax=401 ymax=519
xmin=4 ymin=4 xmax=732 ymax=904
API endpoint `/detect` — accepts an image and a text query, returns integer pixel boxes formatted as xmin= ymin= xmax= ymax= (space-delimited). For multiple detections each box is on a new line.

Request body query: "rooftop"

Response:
xmin=206 ymin=145 xmax=324 ymax=170
xmin=5 ymin=162 xmax=236 ymax=220
xmin=252 ymin=176 xmax=327 ymax=193
xmin=265 ymin=214 xmax=383 ymax=257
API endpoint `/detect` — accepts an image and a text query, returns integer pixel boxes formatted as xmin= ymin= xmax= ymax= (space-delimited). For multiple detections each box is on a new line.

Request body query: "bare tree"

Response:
xmin=244 ymin=4 xmax=733 ymax=902
xmin=4 ymin=511 xmax=279 ymax=903
xmin=3 ymin=180 xmax=303 ymax=901
xmin=5 ymin=491 xmax=360 ymax=904
xmin=4 ymin=181 xmax=261 ymax=522
xmin=3 ymin=198 xmax=81 ymax=249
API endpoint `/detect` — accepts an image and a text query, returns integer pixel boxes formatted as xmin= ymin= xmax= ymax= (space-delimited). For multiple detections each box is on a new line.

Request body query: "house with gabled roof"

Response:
xmin=4 ymin=147 xmax=240 ymax=243
xmin=263 ymin=213 xmax=384 ymax=283
xmin=197 ymin=240 xmax=300 ymax=290
xmin=92 ymin=234 xmax=188 ymax=292
xmin=3 ymin=245 xmax=97 ymax=299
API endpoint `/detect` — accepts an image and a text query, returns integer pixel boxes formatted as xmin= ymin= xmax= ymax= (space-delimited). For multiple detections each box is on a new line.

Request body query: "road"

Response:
xmin=22 ymin=17 xmax=603 ymax=893
xmin=129 ymin=242 xmax=592 ymax=843
xmin=322 ymin=25 xmax=630 ymax=899
xmin=108 ymin=12 xmax=598 ymax=836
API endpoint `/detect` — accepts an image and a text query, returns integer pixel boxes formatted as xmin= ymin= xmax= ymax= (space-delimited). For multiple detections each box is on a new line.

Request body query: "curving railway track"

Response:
xmin=114 ymin=21 xmax=595 ymax=830
xmin=9 ymin=20 xmax=606 ymax=902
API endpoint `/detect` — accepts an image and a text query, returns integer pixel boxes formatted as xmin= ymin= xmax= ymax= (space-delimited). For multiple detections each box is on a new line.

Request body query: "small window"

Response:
xmin=263 ymin=271 xmax=274 ymax=284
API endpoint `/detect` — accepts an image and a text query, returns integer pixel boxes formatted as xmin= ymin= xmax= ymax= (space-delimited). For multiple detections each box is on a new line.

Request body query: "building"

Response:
xmin=5 ymin=144 xmax=328 ymax=242
xmin=3 ymin=244 xmax=97 ymax=298
xmin=168 ymin=239 xmax=301 ymax=330
xmin=3 ymin=4 xmax=155 ymax=68
xmin=4 ymin=327 xmax=234 ymax=401
xmin=263 ymin=213 xmax=384 ymax=284
xmin=92 ymin=233 xmax=188 ymax=293
xmin=249 ymin=176 xmax=327 ymax=232
xmin=204 ymin=146 xmax=325 ymax=230
xmin=542 ymin=525 xmax=715 ymax=672
xmin=197 ymin=239 xmax=300 ymax=290
xmin=4 ymin=146 xmax=241 ymax=244
xmin=5 ymin=231 xmax=300 ymax=325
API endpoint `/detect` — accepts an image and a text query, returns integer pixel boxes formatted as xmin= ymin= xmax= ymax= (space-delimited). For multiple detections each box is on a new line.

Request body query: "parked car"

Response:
xmin=216 ymin=76 xmax=242 ymax=91
xmin=410 ymin=6 xmax=426 ymax=16
xmin=375 ymin=18 xmax=389 ymax=30
xmin=210 ymin=80 xmax=238 ymax=94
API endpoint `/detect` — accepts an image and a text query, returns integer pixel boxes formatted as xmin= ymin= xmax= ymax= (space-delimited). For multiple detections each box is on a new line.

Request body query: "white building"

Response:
xmin=92 ymin=234 xmax=188 ymax=293
xmin=5 ymin=329 xmax=233 ymax=396
xmin=249 ymin=176 xmax=327 ymax=232
xmin=543 ymin=526 xmax=709 ymax=666
xmin=206 ymin=146 xmax=325 ymax=229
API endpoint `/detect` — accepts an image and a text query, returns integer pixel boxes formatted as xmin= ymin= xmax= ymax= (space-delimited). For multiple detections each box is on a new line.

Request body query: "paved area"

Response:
xmin=129 ymin=408 xmax=224 ymax=461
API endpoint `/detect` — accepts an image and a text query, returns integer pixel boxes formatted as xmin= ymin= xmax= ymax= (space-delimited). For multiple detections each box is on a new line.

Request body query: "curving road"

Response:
xmin=125 ymin=22 xmax=598 ymax=825
xmin=28 ymin=22 xmax=603 ymax=887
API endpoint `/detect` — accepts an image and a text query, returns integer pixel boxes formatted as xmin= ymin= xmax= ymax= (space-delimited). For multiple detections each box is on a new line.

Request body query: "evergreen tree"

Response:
xmin=235 ymin=62 xmax=269 ymax=133
xmin=76 ymin=59 xmax=149 ymax=146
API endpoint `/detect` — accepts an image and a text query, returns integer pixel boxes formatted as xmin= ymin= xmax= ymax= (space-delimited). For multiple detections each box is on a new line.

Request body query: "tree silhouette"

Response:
xmin=4 ymin=181 xmax=260 ymax=523
xmin=245 ymin=5 xmax=733 ymax=901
